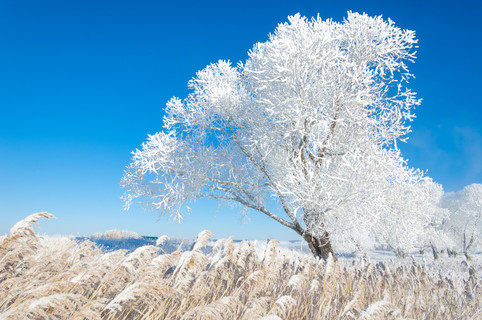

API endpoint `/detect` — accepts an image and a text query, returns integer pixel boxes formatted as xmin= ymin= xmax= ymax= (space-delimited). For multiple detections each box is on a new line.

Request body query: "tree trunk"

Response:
xmin=388 ymin=244 xmax=407 ymax=259
xmin=300 ymin=208 xmax=336 ymax=260
xmin=303 ymin=231 xmax=336 ymax=261
xmin=464 ymin=249 xmax=472 ymax=261
xmin=463 ymin=234 xmax=474 ymax=261
xmin=447 ymin=248 xmax=457 ymax=257
xmin=431 ymin=244 xmax=439 ymax=260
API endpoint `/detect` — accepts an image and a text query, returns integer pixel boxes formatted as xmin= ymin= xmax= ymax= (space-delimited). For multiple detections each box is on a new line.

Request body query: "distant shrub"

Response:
xmin=91 ymin=229 xmax=142 ymax=240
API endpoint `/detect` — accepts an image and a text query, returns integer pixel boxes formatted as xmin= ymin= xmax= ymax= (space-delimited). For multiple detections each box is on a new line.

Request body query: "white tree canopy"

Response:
xmin=122 ymin=12 xmax=433 ymax=259
xmin=376 ymin=179 xmax=449 ymax=256
xmin=440 ymin=183 xmax=482 ymax=260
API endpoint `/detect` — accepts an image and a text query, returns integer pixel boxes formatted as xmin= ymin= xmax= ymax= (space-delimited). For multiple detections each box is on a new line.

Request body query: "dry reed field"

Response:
xmin=0 ymin=213 xmax=480 ymax=320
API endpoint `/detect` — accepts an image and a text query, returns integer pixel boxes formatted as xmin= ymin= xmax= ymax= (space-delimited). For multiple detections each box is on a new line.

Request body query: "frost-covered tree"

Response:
xmin=402 ymin=183 xmax=455 ymax=261
xmin=122 ymin=12 xmax=431 ymax=260
xmin=440 ymin=184 xmax=482 ymax=261
xmin=376 ymin=179 xmax=448 ymax=258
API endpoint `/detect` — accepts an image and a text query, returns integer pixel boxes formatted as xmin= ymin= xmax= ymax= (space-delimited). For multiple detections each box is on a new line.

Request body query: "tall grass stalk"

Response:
xmin=0 ymin=213 xmax=480 ymax=319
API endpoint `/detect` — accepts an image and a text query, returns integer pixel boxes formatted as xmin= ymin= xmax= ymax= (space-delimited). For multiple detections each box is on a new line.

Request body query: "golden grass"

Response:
xmin=0 ymin=213 xmax=480 ymax=320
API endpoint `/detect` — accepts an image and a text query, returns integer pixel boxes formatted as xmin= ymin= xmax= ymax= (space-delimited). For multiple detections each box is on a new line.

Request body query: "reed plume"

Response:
xmin=0 ymin=214 xmax=480 ymax=320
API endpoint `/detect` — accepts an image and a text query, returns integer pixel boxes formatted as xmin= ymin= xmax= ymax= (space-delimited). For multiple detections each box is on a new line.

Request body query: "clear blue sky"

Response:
xmin=1 ymin=0 xmax=481 ymax=240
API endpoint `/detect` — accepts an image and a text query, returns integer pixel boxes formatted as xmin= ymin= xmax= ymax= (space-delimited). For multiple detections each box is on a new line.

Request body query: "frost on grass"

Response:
xmin=0 ymin=214 xmax=480 ymax=320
